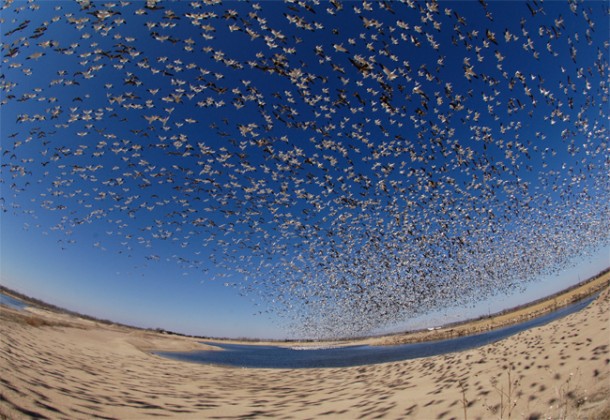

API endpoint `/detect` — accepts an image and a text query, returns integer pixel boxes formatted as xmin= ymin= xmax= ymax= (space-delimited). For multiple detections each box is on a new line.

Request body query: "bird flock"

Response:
xmin=1 ymin=0 xmax=608 ymax=338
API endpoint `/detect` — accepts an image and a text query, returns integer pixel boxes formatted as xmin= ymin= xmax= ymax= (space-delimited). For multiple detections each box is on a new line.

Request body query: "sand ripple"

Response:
xmin=1 ymin=288 xmax=608 ymax=419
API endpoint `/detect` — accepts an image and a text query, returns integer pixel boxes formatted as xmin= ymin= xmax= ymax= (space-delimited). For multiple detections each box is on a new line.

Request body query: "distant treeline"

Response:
xmin=0 ymin=284 xmax=218 ymax=340
xmin=0 ymin=285 xmax=128 ymax=328
xmin=1 ymin=266 xmax=608 ymax=343
xmin=472 ymin=266 xmax=610 ymax=321
xmin=391 ymin=266 xmax=610 ymax=336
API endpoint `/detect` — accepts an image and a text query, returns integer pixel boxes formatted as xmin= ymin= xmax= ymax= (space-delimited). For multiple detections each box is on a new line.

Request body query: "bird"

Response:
xmin=0 ymin=0 xmax=607 ymax=339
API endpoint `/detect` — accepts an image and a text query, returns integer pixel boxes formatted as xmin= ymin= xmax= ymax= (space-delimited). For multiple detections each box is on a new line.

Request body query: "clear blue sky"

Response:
xmin=1 ymin=1 xmax=608 ymax=339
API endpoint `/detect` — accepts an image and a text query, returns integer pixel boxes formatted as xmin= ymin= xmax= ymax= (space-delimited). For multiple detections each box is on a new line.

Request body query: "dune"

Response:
xmin=1 ymin=278 xmax=608 ymax=419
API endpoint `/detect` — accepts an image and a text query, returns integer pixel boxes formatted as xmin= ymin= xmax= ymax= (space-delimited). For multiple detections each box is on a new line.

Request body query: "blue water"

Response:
xmin=0 ymin=291 xmax=28 ymax=310
xmin=157 ymin=294 xmax=598 ymax=369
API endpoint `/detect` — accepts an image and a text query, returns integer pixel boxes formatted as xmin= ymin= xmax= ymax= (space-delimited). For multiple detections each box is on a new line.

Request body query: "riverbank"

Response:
xmin=1 ymin=273 xmax=609 ymax=419
xmin=368 ymin=268 xmax=610 ymax=346
xmin=152 ymin=267 xmax=609 ymax=349
xmin=2 ymin=268 xmax=608 ymax=348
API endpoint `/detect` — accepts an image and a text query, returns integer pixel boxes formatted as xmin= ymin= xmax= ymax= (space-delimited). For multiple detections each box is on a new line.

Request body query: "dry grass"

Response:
xmin=473 ymin=367 xmax=609 ymax=420
xmin=481 ymin=367 xmax=520 ymax=419
xmin=0 ymin=307 xmax=74 ymax=329
xmin=375 ymin=270 xmax=609 ymax=346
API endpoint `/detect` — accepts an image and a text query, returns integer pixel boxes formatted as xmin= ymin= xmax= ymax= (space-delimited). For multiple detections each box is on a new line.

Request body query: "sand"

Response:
xmin=1 ymin=276 xmax=609 ymax=419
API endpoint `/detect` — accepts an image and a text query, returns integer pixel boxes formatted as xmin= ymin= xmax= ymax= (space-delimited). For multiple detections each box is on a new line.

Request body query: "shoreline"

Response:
xmin=2 ymin=272 xmax=608 ymax=419
xmin=159 ymin=267 xmax=610 ymax=349
xmin=366 ymin=267 xmax=610 ymax=347
xmin=1 ymin=267 xmax=608 ymax=349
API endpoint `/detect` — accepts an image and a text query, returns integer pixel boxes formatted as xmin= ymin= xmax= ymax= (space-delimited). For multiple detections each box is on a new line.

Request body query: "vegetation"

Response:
xmin=1 ymin=267 xmax=608 ymax=342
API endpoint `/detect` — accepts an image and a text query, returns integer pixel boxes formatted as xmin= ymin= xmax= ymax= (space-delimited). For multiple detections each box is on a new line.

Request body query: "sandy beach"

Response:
xmin=1 ymin=273 xmax=609 ymax=419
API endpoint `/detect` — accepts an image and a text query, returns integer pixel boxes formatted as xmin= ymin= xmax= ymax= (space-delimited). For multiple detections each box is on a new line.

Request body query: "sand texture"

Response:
xmin=1 ymin=282 xmax=609 ymax=419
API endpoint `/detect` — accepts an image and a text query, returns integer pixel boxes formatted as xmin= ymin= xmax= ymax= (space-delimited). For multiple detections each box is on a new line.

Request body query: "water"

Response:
xmin=0 ymin=291 xmax=28 ymax=311
xmin=157 ymin=294 xmax=598 ymax=369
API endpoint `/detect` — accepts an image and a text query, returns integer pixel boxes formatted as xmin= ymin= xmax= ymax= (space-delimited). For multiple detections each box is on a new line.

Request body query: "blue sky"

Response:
xmin=1 ymin=213 xmax=608 ymax=339
xmin=1 ymin=210 xmax=276 ymax=338
xmin=1 ymin=0 xmax=608 ymax=339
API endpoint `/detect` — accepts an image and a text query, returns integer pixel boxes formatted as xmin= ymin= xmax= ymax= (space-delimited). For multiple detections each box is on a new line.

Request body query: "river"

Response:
xmin=156 ymin=293 xmax=597 ymax=369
